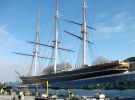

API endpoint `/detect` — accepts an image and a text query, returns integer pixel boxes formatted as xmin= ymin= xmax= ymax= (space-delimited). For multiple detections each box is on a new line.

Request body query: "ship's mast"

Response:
xmin=53 ymin=0 xmax=59 ymax=73
xmin=82 ymin=0 xmax=87 ymax=66
xmin=31 ymin=12 xmax=40 ymax=76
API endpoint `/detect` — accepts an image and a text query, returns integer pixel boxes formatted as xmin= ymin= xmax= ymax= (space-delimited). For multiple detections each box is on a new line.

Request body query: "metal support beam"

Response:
xmin=64 ymin=19 xmax=96 ymax=30
xmin=27 ymin=41 xmax=75 ymax=52
xmin=64 ymin=30 xmax=93 ymax=44
xmin=13 ymin=52 xmax=51 ymax=59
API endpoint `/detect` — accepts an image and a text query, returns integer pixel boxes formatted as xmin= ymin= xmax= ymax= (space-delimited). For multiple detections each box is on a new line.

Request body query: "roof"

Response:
xmin=4 ymin=82 xmax=24 ymax=87
xmin=124 ymin=56 xmax=135 ymax=62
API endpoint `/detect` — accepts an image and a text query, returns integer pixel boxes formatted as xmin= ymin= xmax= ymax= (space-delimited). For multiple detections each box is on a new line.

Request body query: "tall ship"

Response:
xmin=14 ymin=0 xmax=130 ymax=84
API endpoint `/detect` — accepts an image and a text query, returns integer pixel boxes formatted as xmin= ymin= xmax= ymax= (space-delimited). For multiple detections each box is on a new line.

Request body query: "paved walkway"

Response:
xmin=0 ymin=95 xmax=34 ymax=100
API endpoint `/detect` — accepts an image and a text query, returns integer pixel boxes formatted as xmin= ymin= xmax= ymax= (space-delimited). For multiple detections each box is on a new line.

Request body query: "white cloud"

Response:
xmin=95 ymin=12 xmax=108 ymax=20
xmin=113 ymin=12 xmax=130 ymax=22
xmin=128 ymin=39 xmax=135 ymax=44
xmin=95 ymin=12 xmax=135 ymax=39
xmin=0 ymin=25 xmax=21 ymax=48
xmin=0 ymin=58 xmax=19 ymax=82
xmin=0 ymin=57 xmax=31 ymax=82
xmin=130 ymin=24 xmax=135 ymax=30
xmin=97 ymin=24 xmax=125 ymax=34
xmin=95 ymin=23 xmax=127 ymax=39
xmin=0 ymin=25 xmax=24 ymax=82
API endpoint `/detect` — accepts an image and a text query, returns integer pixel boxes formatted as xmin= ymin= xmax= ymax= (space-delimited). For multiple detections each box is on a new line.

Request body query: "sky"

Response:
xmin=0 ymin=0 xmax=135 ymax=83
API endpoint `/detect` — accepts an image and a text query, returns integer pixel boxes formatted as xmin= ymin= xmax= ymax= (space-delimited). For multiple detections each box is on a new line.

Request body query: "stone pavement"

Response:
xmin=0 ymin=95 xmax=34 ymax=100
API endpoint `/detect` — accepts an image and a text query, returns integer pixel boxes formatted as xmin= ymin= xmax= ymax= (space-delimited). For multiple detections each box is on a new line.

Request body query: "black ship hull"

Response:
xmin=21 ymin=69 xmax=127 ymax=84
xmin=21 ymin=61 xmax=129 ymax=84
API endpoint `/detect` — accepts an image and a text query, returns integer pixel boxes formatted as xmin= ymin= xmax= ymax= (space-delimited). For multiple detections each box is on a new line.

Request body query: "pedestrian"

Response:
xmin=67 ymin=89 xmax=74 ymax=100
xmin=18 ymin=91 xmax=23 ymax=100
xmin=11 ymin=91 xmax=16 ymax=100
xmin=21 ymin=92 xmax=25 ymax=100
xmin=18 ymin=94 xmax=21 ymax=100
xmin=0 ymin=88 xmax=3 ymax=94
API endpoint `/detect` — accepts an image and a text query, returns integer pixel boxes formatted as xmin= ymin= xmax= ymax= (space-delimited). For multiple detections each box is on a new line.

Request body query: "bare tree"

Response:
xmin=42 ymin=66 xmax=53 ymax=75
xmin=42 ymin=62 xmax=73 ymax=75
xmin=92 ymin=56 xmax=111 ymax=65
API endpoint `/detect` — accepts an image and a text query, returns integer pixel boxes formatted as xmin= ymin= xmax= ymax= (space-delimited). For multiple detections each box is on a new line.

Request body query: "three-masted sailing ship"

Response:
xmin=14 ymin=0 xmax=130 ymax=84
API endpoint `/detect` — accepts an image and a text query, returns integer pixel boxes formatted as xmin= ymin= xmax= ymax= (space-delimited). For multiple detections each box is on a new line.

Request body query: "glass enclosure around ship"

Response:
xmin=79 ymin=81 xmax=135 ymax=90
xmin=77 ymin=57 xmax=135 ymax=90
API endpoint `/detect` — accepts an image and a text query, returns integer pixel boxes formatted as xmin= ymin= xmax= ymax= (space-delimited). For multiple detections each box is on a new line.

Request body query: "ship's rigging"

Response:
xmin=13 ymin=0 xmax=92 ymax=76
xmin=13 ymin=11 xmax=51 ymax=76
xmin=13 ymin=0 xmax=130 ymax=84
xmin=13 ymin=0 xmax=75 ymax=76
